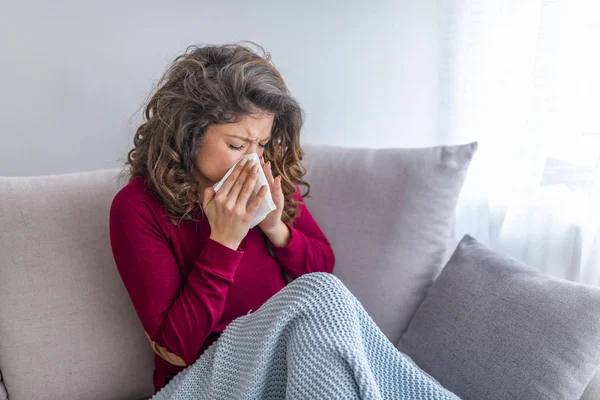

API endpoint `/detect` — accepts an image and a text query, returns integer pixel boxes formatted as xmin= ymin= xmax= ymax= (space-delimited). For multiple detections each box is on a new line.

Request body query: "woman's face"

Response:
xmin=194 ymin=112 xmax=274 ymax=190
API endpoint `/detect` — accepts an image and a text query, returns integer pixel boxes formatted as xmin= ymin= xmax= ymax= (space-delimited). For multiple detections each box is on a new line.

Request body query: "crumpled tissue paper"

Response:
xmin=213 ymin=153 xmax=277 ymax=228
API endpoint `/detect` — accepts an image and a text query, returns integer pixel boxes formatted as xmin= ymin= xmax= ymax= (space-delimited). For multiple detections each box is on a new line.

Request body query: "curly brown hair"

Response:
xmin=125 ymin=42 xmax=310 ymax=225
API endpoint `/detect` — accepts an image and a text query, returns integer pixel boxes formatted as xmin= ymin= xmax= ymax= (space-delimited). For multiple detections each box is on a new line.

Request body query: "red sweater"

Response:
xmin=109 ymin=176 xmax=335 ymax=393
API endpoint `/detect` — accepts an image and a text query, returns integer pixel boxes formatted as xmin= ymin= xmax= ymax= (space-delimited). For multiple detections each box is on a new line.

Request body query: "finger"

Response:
xmin=247 ymin=184 xmax=268 ymax=214
xmin=263 ymin=161 xmax=275 ymax=186
xmin=202 ymin=186 xmax=216 ymax=209
xmin=218 ymin=158 xmax=248 ymax=196
xmin=228 ymin=160 xmax=257 ymax=203
xmin=236 ymin=162 xmax=260 ymax=207
xmin=272 ymin=176 xmax=284 ymax=200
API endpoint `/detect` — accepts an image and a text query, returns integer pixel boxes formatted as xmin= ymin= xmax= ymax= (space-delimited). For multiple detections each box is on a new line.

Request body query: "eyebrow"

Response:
xmin=226 ymin=134 xmax=271 ymax=143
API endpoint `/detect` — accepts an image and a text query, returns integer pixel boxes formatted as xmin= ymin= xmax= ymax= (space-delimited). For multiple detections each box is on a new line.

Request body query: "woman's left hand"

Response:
xmin=258 ymin=158 xmax=291 ymax=246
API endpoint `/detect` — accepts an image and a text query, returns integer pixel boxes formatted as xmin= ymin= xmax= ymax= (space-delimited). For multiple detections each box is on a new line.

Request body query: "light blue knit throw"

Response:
xmin=152 ymin=273 xmax=461 ymax=400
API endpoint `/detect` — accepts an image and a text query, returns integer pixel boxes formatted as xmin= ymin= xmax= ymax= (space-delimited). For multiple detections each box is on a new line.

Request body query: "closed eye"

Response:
xmin=228 ymin=142 xmax=269 ymax=151
xmin=228 ymin=144 xmax=245 ymax=151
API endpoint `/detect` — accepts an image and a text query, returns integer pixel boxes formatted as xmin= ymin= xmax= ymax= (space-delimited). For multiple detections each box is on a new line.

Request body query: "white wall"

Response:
xmin=0 ymin=0 xmax=444 ymax=176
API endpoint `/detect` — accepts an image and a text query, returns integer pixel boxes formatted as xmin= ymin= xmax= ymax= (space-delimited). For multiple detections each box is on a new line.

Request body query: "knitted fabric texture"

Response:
xmin=152 ymin=273 xmax=461 ymax=400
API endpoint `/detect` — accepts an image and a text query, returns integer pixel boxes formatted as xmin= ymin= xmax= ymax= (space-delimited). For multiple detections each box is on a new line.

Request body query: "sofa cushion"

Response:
xmin=301 ymin=142 xmax=477 ymax=344
xmin=0 ymin=170 xmax=154 ymax=400
xmin=398 ymin=235 xmax=600 ymax=400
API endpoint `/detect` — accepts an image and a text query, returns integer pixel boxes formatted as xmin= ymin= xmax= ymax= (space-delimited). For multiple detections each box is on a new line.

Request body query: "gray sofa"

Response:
xmin=0 ymin=143 xmax=598 ymax=400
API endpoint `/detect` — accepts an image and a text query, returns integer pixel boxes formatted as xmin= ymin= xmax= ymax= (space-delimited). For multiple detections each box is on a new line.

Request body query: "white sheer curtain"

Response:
xmin=441 ymin=0 xmax=600 ymax=285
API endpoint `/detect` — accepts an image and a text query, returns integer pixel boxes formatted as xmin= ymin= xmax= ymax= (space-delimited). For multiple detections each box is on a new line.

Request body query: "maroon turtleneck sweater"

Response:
xmin=109 ymin=176 xmax=335 ymax=393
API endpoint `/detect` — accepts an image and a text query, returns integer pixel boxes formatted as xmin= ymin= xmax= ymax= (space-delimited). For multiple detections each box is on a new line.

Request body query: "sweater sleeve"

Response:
xmin=271 ymin=186 xmax=335 ymax=279
xmin=109 ymin=190 xmax=242 ymax=367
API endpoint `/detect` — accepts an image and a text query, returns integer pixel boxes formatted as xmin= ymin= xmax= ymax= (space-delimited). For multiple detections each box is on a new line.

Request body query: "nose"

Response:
xmin=245 ymin=143 xmax=263 ymax=156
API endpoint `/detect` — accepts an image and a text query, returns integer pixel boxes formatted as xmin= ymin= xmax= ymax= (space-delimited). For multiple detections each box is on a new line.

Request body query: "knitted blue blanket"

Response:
xmin=152 ymin=273 xmax=461 ymax=400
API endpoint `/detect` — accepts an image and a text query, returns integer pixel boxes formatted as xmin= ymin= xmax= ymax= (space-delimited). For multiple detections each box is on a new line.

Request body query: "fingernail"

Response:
xmin=239 ymin=158 xmax=248 ymax=167
xmin=252 ymin=164 xmax=259 ymax=173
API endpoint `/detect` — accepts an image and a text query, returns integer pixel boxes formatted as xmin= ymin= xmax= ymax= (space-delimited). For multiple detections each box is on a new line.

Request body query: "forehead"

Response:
xmin=223 ymin=112 xmax=274 ymax=140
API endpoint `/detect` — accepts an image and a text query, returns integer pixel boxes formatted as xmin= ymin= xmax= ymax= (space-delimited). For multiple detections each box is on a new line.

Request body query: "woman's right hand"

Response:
xmin=202 ymin=158 xmax=268 ymax=250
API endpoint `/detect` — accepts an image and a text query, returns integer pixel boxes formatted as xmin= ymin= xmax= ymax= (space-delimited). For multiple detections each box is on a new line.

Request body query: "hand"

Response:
xmin=202 ymin=159 xmax=268 ymax=250
xmin=258 ymin=158 xmax=291 ymax=247
xmin=258 ymin=159 xmax=285 ymax=234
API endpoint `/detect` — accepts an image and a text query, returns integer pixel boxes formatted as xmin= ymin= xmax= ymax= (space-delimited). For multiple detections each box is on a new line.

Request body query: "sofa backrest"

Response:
xmin=0 ymin=143 xmax=477 ymax=399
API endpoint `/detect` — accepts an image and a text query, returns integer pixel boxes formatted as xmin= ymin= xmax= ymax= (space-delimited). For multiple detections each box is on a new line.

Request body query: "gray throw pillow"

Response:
xmin=397 ymin=235 xmax=600 ymax=400
xmin=302 ymin=142 xmax=477 ymax=345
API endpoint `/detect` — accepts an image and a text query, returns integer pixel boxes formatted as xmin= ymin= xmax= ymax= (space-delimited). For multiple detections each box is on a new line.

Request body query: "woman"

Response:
xmin=109 ymin=42 xmax=334 ymax=391
xmin=110 ymin=43 xmax=460 ymax=399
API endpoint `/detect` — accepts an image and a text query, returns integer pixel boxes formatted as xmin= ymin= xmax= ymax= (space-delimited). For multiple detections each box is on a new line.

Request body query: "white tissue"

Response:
xmin=213 ymin=153 xmax=277 ymax=228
